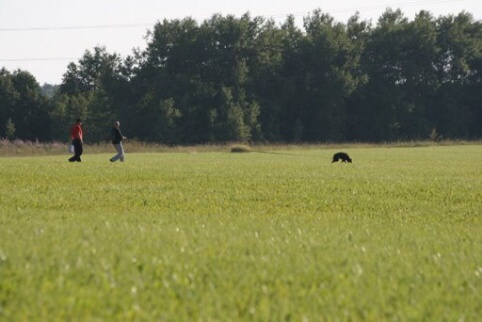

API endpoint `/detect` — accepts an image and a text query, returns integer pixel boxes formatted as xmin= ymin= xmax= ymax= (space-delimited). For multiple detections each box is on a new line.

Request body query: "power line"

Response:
xmin=0 ymin=22 xmax=153 ymax=32
xmin=313 ymin=0 xmax=465 ymax=15
xmin=0 ymin=0 xmax=469 ymax=63
xmin=0 ymin=0 xmax=466 ymax=32
xmin=269 ymin=0 xmax=464 ymax=18
xmin=1 ymin=57 xmax=76 ymax=62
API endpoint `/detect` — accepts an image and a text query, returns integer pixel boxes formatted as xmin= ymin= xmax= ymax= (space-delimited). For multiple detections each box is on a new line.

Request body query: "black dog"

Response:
xmin=332 ymin=152 xmax=352 ymax=163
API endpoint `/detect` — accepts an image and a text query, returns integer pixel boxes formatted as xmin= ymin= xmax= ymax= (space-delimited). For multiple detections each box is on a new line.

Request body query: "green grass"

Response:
xmin=1 ymin=145 xmax=481 ymax=321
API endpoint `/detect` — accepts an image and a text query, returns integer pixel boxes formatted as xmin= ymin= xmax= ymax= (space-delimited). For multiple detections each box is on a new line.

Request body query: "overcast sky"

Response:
xmin=1 ymin=0 xmax=481 ymax=84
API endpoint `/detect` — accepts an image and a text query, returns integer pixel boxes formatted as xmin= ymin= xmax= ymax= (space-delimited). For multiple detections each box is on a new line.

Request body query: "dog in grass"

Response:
xmin=332 ymin=152 xmax=352 ymax=163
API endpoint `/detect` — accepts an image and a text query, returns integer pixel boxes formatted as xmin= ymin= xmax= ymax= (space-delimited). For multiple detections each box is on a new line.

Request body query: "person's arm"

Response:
xmin=77 ymin=126 xmax=83 ymax=142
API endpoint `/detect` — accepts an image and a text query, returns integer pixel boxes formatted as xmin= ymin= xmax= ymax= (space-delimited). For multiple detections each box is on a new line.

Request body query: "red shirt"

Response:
xmin=70 ymin=124 xmax=83 ymax=141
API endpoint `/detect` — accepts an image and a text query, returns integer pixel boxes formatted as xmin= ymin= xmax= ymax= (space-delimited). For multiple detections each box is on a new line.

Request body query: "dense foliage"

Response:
xmin=1 ymin=9 xmax=482 ymax=144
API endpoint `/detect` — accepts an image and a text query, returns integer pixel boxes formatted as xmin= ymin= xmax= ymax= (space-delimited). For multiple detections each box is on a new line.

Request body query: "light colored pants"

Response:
xmin=111 ymin=143 xmax=125 ymax=162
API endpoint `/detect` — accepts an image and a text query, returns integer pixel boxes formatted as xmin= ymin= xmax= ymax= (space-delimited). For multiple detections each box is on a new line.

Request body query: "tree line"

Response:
xmin=1 ymin=9 xmax=482 ymax=144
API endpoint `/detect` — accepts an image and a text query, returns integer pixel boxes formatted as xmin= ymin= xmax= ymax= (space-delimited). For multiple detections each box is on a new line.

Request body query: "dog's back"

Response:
xmin=332 ymin=152 xmax=352 ymax=163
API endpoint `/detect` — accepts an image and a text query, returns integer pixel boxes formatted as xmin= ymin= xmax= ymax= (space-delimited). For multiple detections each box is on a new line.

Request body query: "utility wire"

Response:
xmin=0 ymin=23 xmax=153 ymax=32
xmin=0 ymin=0 xmax=467 ymax=63
xmin=1 ymin=57 xmax=76 ymax=62
xmin=311 ymin=0 xmax=464 ymax=15
xmin=0 ymin=0 xmax=465 ymax=32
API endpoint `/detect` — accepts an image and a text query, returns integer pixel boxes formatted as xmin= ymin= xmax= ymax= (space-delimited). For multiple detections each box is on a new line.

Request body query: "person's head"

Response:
xmin=113 ymin=121 xmax=120 ymax=128
xmin=76 ymin=118 xmax=82 ymax=125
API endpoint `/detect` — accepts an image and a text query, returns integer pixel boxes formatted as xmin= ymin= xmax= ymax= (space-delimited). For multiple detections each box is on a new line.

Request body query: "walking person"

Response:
xmin=68 ymin=118 xmax=83 ymax=162
xmin=110 ymin=121 xmax=126 ymax=162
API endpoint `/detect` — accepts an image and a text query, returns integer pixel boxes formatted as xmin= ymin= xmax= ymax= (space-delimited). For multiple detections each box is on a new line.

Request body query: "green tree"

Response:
xmin=49 ymin=93 xmax=90 ymax=142
xmin=0 ymin=69 xmax=51 ymax=141
xmin=274 ymin=15 xmax=306 ymax=141
xmin=59 ymin=46 xmax=127 ymax=142
xmin=396 ymin=11 xmax=439 ymax=138
xmin=354 ymin=9 xmax=410 ymax=141
xmin=136 ymin=93 xmax=181 ymax=143
xmin=139 ymin=14 xmax=264 ymax=143
xmin=296 ymin=10 xmax=362 ymax=141
xmin=0 ymin=69 xmax=18 ymax=139
xmin=35 ymin=9 xmax=482 ymax=144
xmin=5 ymin=117 xmax=16 ymax=140
xmin=433 ymin=12 xmax=482 ymax=139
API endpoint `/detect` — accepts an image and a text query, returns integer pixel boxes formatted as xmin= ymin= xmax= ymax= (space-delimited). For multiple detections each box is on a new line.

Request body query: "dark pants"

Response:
xmin=68 ymin=139 xmax=83 ymax=162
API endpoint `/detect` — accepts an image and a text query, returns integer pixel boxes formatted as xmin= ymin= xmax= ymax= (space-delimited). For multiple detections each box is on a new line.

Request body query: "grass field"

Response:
xmin=1 ymin=145 xmax=481 ymax=321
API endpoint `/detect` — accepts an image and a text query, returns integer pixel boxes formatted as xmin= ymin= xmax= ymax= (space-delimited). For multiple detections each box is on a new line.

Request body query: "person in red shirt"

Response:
xmin=68 ymin=118 xmax=83 ymax=162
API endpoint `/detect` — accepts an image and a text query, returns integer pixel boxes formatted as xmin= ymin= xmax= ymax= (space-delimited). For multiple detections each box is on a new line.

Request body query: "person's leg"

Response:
xmin=69 ymin=140 xmax=82 ymax=162
xmin=68 ymin=145 xmax=75 ymax=161
xmin=76 ymin=142 xmax=83 ymax=161
xmin=118 ymin=143 xmax=125 ymax=162
xmin=110 ymin=143 xmax=124 ymax=162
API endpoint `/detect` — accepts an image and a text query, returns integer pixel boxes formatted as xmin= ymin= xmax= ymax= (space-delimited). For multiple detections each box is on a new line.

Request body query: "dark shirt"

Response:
xmin=111 ymin=128 xmax=123 ymax=144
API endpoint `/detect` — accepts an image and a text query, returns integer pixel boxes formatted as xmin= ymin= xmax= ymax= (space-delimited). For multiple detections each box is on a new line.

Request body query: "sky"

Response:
xmin=1 ymin=0 xmax=481 ymax=85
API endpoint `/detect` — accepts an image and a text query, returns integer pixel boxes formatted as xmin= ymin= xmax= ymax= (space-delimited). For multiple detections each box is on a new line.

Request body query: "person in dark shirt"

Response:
xmin=68 ymin=118 xmax=83 ymax=162
xmin=110 ymin=121 xmax=127 ymax=162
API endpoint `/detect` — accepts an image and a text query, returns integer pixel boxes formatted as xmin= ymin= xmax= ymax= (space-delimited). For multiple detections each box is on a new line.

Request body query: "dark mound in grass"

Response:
xmin=230 ymin=145 xmax=251 ymax=153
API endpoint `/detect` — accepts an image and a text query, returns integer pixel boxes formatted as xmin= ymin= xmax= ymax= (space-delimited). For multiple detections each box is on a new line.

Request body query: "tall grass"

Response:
xmin=1 ymin=145 xmax=481 ymax=320
xmin=1 ymin=138 xmax=480 ymax=157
